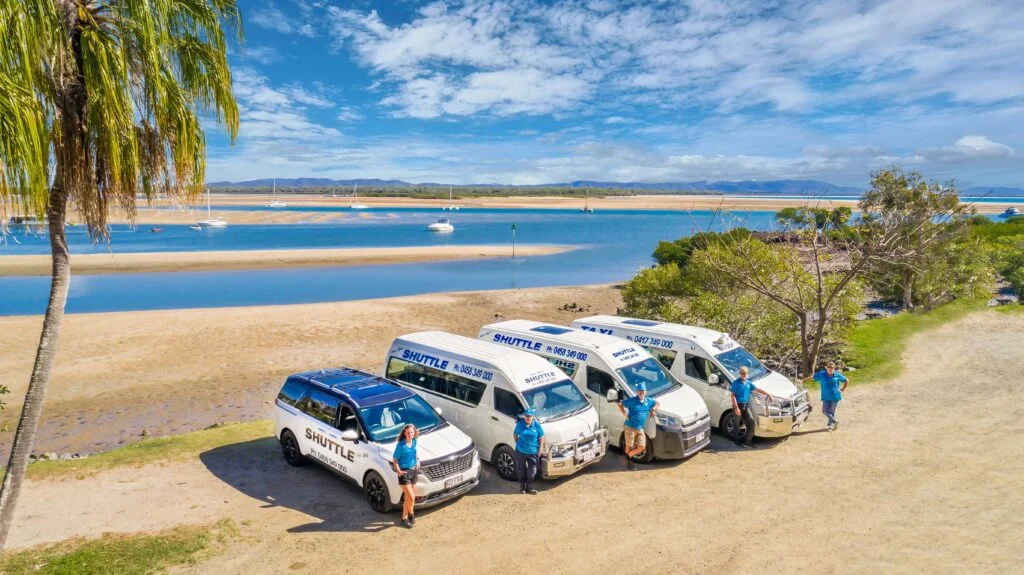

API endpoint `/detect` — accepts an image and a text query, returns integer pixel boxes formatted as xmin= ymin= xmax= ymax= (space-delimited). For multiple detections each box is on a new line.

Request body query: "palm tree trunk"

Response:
xmin=0 ymin=186 xmax=71 ymax=549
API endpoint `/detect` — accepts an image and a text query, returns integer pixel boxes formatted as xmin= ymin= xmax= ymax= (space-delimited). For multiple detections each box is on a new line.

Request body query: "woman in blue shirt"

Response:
xmin=391 ymin=424 xmax=420 ymax=528
xmin=513 ymin=408 xmax=545 ymax=495
xmin=806 ymin=361 xmax=848 ymax=430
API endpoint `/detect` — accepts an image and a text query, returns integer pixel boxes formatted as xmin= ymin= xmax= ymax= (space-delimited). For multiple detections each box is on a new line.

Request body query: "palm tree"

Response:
xmin=0 ymin=0 xmax=240 ymax=548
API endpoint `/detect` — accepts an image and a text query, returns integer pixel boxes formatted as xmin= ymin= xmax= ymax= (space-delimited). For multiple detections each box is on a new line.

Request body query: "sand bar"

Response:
xmin=0 ymin=244 xmax=572 ymax=277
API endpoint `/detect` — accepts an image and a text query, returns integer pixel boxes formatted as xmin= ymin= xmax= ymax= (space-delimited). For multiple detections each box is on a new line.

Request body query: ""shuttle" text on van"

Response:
xmin=491 ymin=334 xmax=543 ymax=351
xmin=402 ymin=349 xmax=450 ymax=370
xmin=305 ymin=428 xmax=357 ymax=462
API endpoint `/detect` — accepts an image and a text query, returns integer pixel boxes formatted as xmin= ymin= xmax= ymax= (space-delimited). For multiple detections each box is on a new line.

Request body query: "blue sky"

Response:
xmin=206 ymin=0 xmax=1024 ymax=187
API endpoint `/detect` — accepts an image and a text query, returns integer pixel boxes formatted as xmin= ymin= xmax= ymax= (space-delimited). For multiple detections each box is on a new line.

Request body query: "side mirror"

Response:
xmin=433 ymin=406 xmax=443 ymax=416
xmin=708 ymin=373 xmax=719 ymax=385
xmin=605 ymin=388 xmax=619 ymax=402
xmin=340 ymin=429 xmax=359 ymax=442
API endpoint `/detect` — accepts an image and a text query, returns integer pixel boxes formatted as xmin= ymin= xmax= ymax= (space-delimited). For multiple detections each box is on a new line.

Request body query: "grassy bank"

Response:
xmin=22 ymin=420 xmax=272 ymax=481
xmin=0 ymin=520 xmax=234 ymax=575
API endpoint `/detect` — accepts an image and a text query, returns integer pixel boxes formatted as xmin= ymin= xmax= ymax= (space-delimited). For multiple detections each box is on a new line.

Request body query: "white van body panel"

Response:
xmin=571 ymin=315 xmax=811 ymax=438
xmin=383 ymin=332 xmax=607 ymax=478
xmin=478 ymin=320 xmax=711 ymax=460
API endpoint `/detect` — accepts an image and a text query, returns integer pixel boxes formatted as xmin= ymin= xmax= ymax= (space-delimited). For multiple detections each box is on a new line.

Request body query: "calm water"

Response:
xmin=0 ymin=208 xmax=822 ymax=315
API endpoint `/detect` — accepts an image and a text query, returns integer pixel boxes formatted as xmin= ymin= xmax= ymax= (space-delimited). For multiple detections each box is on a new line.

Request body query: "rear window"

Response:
xmin=277 ymin=379 xmax=308 ymax=407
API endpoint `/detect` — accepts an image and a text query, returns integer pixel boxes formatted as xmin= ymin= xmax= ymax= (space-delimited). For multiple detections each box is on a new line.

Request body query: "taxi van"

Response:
xmin=571 ymin=316 xmax=812 ymax=439
xmin=383 ymin=331 xmax=608 ymax=481
xmin=478 ymin=320 xmax=711 ymax=462
xmin=274 ymin=367 xmax=481 ymax=513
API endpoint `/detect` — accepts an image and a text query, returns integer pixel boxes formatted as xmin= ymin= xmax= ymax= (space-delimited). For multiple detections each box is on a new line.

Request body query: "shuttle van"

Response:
xmin=571 ymin=316 xmax=812 ymax=439
xmin=274 ymin=367 xmax=481 ymax=513
xmin=478 ymin=320 xmax=711 ymax=462
xmin=383 ymin=332 xmax=608 ymax=482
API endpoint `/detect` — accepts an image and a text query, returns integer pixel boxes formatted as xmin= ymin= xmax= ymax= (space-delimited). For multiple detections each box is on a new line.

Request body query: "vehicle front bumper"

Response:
xmin=414 ymin=459 xmax=482 ymax=509
xmin=541 ymin=428 xmax=609 ymax=479
xmin=755 ymin=401 xmax=813 ymax=438
xmin=651 ymin=415 xmax=712 ymax=460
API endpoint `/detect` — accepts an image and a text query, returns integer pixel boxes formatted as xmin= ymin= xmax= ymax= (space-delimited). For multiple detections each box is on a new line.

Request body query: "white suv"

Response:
xmin=274 ymin=367 xmax=481 ymax=513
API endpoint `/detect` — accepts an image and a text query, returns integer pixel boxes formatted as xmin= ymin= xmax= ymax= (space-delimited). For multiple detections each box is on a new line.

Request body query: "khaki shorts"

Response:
xmin=624 ymin=426 xmax=646 ymax=451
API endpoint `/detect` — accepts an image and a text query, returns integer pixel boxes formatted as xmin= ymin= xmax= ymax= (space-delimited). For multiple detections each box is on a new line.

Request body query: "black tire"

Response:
xmin=364 ymin=470 xmax=394 ymax=513
xmin=492 ymin=445 xmax=518 ymax=482
xmin=620 ymin=431 xmax=655 ymax=464
xmin=280 ymin=430 xmax=307 ymax=467
xmin=720 ymin=411 xmax=747 ymax=442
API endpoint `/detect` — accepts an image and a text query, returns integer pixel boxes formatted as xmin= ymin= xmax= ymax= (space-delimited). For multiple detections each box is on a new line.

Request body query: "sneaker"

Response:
xmin=526 ymin=488 xmax=538 ymax=495
xmin=520 ymin=489 xmax=528 ymax=494
xmin=401 ymin=518 xmax=413 ymax=529
xmin=832 ymin=421 xmax=840 ymax=430
xmin=627 ymin=459 xmax=636 ymax=471
xmin=826 ymin=423 xmax=835 ymax=431
xmin=408 ymin=514 xmax=416 ymax=525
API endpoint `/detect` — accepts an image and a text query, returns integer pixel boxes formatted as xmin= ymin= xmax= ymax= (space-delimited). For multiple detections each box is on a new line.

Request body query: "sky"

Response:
xmin=205 ymin=0 xmax=1024 ymax=187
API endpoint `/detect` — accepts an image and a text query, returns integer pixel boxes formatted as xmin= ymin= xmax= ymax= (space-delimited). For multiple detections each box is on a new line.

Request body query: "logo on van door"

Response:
xmin=305 ymin=428 xmax=357 ymax=463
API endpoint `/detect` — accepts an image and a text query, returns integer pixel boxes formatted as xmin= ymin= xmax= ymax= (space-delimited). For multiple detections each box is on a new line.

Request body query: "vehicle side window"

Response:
xmin=545 ymin=357 xmax=578 ymax=378
xmin=684 ymin=354 xmax=709 ymax=381
xmin=277 ymin=379 xmax=308 ymax=407
xmin=586 ymin=366 xmax=617 ymax=395
xmin=645 ymin=347 xmax=678 ymax=370
xmin=338 ymin=405 xmax=359 ymax=434
xmin=304 ymin=390 xmax=340 ymax=426
xmin=494 ymin=387 xmax=524 ymax=419
xmin=387 ymin=356 xmax=487 ymax=406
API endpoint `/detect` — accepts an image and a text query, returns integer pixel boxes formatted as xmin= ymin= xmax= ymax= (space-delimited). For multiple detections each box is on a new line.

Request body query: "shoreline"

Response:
xmin=0 ymin=244 xmax=572 ymax=277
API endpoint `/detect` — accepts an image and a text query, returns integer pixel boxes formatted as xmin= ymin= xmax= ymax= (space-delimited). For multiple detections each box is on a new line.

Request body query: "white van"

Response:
xmin=383 ymin=331 xmax=608 ymax=482
xmin=274 ymin=367 xmax=481 ymax=513
xmin=478 ymin=320 xmax=711 ymax=462
xmin=571 ymin=316 xmax=812 ymax=439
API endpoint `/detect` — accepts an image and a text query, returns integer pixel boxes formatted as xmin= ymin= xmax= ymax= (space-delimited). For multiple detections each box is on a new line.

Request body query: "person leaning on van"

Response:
xmin=513 ymin=408 xmax=545 ymax=495
xmin=731 ymin=366 xmax=777 ymax=447
xmin=392 ymin=424 xmax=420 ymax=528
xmin=617 ymin=382 xmax=659 ymax=470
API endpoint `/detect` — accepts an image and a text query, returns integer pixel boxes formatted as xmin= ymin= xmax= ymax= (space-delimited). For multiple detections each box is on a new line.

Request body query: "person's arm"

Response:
xmin=840 ymin=373 xmax=849 ymax=392
xmin=392 ymin=457 xmax=404 ymax=476
xmin=731 ymin=392 xmax=740 ymax=415
xmin=650 ymin=401 xmax=660 ymax=416
xmin=617 ymin=401 xmax=628 ymax=418
xmin=538 ymin=425 xmax=545 ymax=456
xmin=754 ymin=387 xmax=776 ymax=401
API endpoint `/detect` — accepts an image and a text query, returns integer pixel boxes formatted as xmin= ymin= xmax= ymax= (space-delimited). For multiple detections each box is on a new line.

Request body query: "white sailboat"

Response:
xmin=265 ymin=179 xmax=287 ymax=208
xmin=443 ymin=185 xmax=459 ymax=211
xmin=580 ymin=190 xmax=594 ymax=213
xmin=196 ymin=188 xmax=228 ymax=228
xmin=350 ymin=182 xmax=368 ymax=209
xmin=428 ymin=217 xmax=454 ymax=232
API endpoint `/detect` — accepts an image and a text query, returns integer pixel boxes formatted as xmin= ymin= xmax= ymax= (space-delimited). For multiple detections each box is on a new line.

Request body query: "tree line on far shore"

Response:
xmin=211 ymin=185 xmax=717 ymax=198
xmin=621 ymin=167 xmax=1024 ymax=378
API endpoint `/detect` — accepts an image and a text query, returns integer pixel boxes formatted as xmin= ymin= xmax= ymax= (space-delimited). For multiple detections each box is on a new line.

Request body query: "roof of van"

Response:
xmin=391 ymin=331 xmax=568 ymax=390
xmin=480 ymin=319 xmax=647 ymax=364
xmin=290 ymin=367 xmax=413 ymax=408
xmin=572 ymin=315 xmax=730 ymax=352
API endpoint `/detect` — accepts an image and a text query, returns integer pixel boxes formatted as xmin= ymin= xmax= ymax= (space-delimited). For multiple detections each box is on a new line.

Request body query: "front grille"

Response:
xmin=421 ymin=450 xmax=474 ymax=481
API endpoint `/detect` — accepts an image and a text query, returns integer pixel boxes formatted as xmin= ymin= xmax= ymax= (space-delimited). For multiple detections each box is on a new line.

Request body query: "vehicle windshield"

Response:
xmin=522 ymin=380 xmax=591 ymax=422
xmin=715 ymin=346 xmax=770 ymax=380
xmin=358 ymin=395 xmax=445 ymax=443
xmin=616 ymin=358 xmax=680 ymax=397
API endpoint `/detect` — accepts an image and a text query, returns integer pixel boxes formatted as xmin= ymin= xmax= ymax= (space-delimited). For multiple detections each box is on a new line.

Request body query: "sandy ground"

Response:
xmin=0 ymin=285 xmax=620 ymax=458
xmin=5 ymin=310 xmax=1022 ymax=575
xmin=0 ymin=245 xmax=570 ymax=277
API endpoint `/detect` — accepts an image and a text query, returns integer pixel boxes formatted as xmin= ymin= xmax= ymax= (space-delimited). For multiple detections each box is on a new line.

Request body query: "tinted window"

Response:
xmin=643 ymin=346 xmax=677 ymax=370
xmin=338 ymin=405 xmax=359 ymax=434
xmin=304 ymin=390 xmax=340 ymax=426
xmin=359 ymin=395 xmax=444 ymax=442
xmin=387 ymin=357 xmax=487 ymax=406
xmin=586 ymin=366 xmax=617 ymax=396
xmin=545 ymin=357 xmax=578 ymax=378
xmin=277 ymin=379 xmax=308 ymax=407
xmin=685 ymin=354 xmax=728 ymax=386
xmin=494 ymin=387 xmax=523 ymax=418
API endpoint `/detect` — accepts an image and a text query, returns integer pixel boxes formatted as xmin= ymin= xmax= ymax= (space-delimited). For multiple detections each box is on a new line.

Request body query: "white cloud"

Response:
xmin=240 ymin=46 xmax=281 ymax=65
xmin=916 ymin=135 xmax=1015 ymax=164
xmin=251 ymin=2 xmax=317 ymax=38
xmin=336 ymin=107 xmax=364 ymax=122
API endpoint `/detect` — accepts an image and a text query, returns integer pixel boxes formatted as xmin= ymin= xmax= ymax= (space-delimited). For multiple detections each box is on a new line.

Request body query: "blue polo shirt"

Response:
xmin=814 ymin=370 xmax=847 ymax=402
xmin=731 ymin=378 xmax=756 ymax=405
xmin=622 ymin=395 xmax=656 ymax=430
xmin=514 ymin=419 xmax=544 ymax=454
xmin=393 ymin=438 xmax=417 ymax=470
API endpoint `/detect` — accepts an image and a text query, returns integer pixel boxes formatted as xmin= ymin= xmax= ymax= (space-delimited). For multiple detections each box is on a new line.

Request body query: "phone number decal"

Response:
xmin=627 ymin=335 xmax=674 ymax=349
xmin=451 ymin=362 xmax=494 ymax=382
xmin=544 ymin=345 xmax=588 ymax=361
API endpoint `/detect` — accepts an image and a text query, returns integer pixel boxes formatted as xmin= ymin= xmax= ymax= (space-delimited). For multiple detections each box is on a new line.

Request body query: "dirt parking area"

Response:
xmin=6 ymin=310 xmax=1023 ymax=574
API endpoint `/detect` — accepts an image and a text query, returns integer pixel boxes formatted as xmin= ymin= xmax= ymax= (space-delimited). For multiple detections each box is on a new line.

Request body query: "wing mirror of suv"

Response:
xmin=433 ymin=406 xmax=443 ymax=416
xmin=708 ymin=373 xmax=719 ymax=385
xmin=340 ymin=429 xmax=359 ymax=442
xmin=605 ymin=388 xmax=619 ymax=402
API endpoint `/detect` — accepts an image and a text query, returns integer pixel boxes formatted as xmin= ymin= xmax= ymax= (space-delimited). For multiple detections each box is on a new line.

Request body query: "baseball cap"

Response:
xmin=523 ymin=407 xmax=537 ymax=416
xmin=635 ymin=383 xmax=647 ymax=392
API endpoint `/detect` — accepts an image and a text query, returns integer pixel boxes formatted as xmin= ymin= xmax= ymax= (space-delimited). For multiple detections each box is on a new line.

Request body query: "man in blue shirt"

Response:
xmin=617 ymin=383 xmax=660 ymax=470
xmin=730 ymin=366 xmax=778 ymax=446
xmin=513 ymin=408 xmax=545 ymax=494
xmin=807 ymin=361 xmax=848 ymax=430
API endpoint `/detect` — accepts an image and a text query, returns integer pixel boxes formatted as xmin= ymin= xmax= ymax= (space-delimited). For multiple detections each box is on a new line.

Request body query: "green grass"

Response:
xmin=0 ymin=520 xmax=235 ymax=575
xmin=843 ymin=298 xmax=990 ymax=384
xmin=23 ymin=420 xmax=272 ymax=481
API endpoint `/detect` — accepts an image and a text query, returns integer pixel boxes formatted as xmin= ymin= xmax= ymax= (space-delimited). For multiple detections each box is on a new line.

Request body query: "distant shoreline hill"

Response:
xmin=206 ymin=178 xmax=1024 ymax=197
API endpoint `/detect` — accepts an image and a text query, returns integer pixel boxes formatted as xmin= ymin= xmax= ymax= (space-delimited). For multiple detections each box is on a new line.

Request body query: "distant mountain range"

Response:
xmin=207 ymin=178 xmax=1024 ymax=197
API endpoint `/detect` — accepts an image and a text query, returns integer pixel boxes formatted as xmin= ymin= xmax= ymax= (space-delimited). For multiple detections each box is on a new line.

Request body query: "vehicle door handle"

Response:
xmin=491 ymin=416 xmax=499 ymax=422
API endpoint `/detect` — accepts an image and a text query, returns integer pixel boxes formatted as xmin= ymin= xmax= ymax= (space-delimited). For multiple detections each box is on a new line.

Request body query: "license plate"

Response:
xmin=695 ymin=431 xmax=707 ymax=443
xmin=444 ymin=475 xmax=464 ymax=489
xmin=580 ymin=449 xmax=597 ymax=463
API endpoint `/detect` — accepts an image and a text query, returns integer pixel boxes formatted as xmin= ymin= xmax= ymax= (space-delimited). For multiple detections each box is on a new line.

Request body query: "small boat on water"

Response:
xmin=428 ymin=217 xmax=454 ymax=232
xmin=580 ymin=191 xmax=594 ymax=213
xmin=350 ymin=183 xmax=368 ymax=209
xmin=1001 ymin=206 xmax=1020 ymax=217
xmin=150 ymin=227 xmax=163 ymax=233
xmin=264 ymin=179 xmax=287 ymax=208
xmin=443 ymin=185 xmax=459 ymax=211
xmin=196 ymin=188 xmax=228 ymax=228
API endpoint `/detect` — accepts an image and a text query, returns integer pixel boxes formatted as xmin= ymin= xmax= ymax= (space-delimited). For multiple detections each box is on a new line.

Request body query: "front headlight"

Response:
xmin=549 ymin=443 xmax=575 ymax=459
xmin=655 ymin=412 xmax=682 ymax=428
